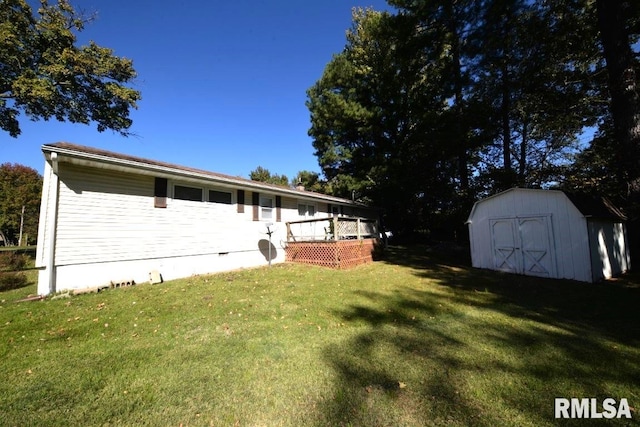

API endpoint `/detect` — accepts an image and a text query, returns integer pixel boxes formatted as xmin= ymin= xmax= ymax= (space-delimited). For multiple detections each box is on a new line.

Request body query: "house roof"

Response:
xmin=41 ymin=142 xmax=369 ymax=207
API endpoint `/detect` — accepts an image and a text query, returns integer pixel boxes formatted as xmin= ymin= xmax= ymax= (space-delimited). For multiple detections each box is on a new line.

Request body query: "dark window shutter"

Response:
xmin=252 ymin=192 xmax=259 ymax=221
xmin=237 ymin=189 xmax=245 ymax=213
xmin=328 ymin=203 xmax=332 ymax=215
xmin=154 ymin=178 xmax=168 ymax=208
xmin=275 ymin=196 xmax=282 ymax=222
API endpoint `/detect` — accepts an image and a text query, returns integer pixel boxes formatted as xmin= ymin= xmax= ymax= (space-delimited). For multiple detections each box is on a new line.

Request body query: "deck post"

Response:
xmin=357 ymin=218 xmax=361 ymax=240
xmin=332 ymin=216 xmax=339 ymax=240
xmin=286 ymin=222 xmax=293 ymax=242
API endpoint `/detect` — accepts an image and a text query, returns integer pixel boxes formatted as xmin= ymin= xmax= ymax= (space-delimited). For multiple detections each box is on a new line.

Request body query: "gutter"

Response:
xmin=47 ymin=152 xmax=60 ymax=295
xmin=42 ymin=144 xmax=368 ymax=207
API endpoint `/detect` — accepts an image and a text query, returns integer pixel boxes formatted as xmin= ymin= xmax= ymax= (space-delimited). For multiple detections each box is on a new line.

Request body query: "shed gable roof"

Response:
xmin=467 ymin=187 xmax=626 ymax=223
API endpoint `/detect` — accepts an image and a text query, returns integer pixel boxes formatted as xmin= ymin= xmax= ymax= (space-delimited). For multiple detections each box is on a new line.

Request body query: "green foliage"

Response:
xmin=291 ymin=170 xmax=326 ymax=193
xmin=0 ymin=0 xmax=140 ymax=137
xmin=307 ymin=8 xmax=473 ymax=237
xmin=0 ymin=163 xmax=42 ymax=245
xmin=0 ymin=271 xmax=28 ymax=291
xmin=308 ymin=1 xmax=638 ymax=239
xmin=0 ymin=251 xmax=28 ymax=270
xmin=0 ymin=251 xmax=29 ymax=291
xmin=249 ymin=166 xmax=289 ymax=186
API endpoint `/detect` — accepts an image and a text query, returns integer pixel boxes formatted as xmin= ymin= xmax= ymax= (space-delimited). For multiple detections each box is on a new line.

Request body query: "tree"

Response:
xmin=249 ymin=166 xmax=289 ymax=187
xmin=291 ymin=170 xmax=326 ymax=193
xmin=470 ymin=0 xmax=602 ymax=192
xmin=309 ymin=7 xmax=493 ymax=239
xmin=0 ymin=0 xmax=140 ymax=137
xmin=595 ymin=0 xmax=640 ymax=199
xmin=0 ymin=163 xmax=42 ymax=245
xmin=591 ymin=0 xmax=640 ymax=263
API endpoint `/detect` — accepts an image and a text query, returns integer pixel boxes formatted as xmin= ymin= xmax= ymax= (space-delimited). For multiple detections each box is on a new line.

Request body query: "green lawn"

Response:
xmin=1 ymin=246 xmax=638 ymax=426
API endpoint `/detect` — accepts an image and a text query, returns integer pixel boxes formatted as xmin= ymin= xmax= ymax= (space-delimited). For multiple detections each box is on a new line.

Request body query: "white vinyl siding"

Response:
xmin=52 ymin=165 xmax=260 ymax=265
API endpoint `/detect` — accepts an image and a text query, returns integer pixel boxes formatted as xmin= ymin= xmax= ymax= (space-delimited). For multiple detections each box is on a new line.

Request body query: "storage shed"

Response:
xmin=466 ymin=188 xmax=631 ymax=282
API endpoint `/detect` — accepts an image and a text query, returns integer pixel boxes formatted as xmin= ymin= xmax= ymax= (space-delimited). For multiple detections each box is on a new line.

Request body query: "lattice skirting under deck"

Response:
xmin=284 ymin=238 xmax=378 ymax=269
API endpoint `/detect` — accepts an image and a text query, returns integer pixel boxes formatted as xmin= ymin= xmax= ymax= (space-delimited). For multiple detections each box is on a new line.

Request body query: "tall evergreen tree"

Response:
xmin=595 ymin=0 xmax=640 ymax=201
xmin=308 ymin=8 xmax=460 ymax=237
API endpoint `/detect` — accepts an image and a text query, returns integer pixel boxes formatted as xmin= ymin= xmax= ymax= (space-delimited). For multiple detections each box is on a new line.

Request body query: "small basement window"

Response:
xmin=174 ymin=185 xmax=203 ymax=201
xmin=208 ymin=189 xmax=232 ymax=204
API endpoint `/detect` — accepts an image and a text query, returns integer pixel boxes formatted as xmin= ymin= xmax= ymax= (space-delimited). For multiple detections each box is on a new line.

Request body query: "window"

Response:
xmin=208 ymin=190 xmax=232 ymax=204
xmin=174 ymin=185 xmax=202 ymax=201
xmin=298 ymin=203 xmax=316 ymax=218
xmin=260 ymin=196 xmax=273 ymax=220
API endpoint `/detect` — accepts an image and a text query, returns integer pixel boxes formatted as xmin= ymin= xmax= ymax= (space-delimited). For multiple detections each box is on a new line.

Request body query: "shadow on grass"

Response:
xmin=387 ymin=245 xmax=640 ymax=344
xmin=318 ymin=245 xmax=640 ymax=426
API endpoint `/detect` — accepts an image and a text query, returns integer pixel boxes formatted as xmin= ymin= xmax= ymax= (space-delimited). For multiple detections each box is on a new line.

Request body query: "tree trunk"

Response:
xmin=519 ymin=119 xmax=528 ymax=186
xmin=596 ymin=0 xmax=640 ymax=196
xmin=501 ymin=63 xmax=513 ymax=187
xmin=596 ymin=0 xmax=640 ymax=264
xmin=445 ymin=2 xmax=470 ymax=194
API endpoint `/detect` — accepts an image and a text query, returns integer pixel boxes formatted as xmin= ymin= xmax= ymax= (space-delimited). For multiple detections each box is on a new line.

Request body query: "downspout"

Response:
xmin=47 ymin=153 xmax=60 ymax=295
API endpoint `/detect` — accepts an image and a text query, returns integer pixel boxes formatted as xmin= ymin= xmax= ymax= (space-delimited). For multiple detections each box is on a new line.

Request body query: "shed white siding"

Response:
xmin=466 ymin=188 xmax=631 ymax=283
xmin=587 ymin=220 xmax=631 ymax=282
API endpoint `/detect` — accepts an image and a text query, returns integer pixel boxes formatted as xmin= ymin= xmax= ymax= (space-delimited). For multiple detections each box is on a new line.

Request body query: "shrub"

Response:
xmin=0 ymin=271 xmax=28 ymax=291
xmin=0 ymin=252 xmax=28 ymax=271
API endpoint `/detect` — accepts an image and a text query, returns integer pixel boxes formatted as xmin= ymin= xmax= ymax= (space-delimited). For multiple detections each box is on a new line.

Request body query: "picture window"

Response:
xmin=174 ymin=185 xmax=202 ymax=201
xmin=208 ymin=190 xmax=232 ymax=204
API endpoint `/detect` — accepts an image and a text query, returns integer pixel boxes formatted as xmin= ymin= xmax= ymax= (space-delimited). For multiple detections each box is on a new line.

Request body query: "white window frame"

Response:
xmin=298 ymin=202 xmax=317 ymax=219
xmin=260 ymin=196 xmax=274 ymax=221
xmin=173 ymin=183 xmax=204 ymax=202
xmin=207 ymin=188 xmax=234 ymax=205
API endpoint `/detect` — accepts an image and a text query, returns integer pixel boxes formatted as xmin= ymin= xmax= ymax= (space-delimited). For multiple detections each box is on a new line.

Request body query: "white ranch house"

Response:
xmin=35 ymin=143 xmax=378 ymax=295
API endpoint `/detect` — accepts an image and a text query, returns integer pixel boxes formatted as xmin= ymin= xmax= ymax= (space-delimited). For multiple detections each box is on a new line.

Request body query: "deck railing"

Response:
xmin=285 ymin=217 xmax=378 ymax=242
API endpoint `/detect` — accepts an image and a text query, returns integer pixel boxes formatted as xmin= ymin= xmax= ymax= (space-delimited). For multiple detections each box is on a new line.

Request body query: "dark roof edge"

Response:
xmin=42 ymin=142 xmax=371 ymax=207
xmin=563 ymin=192 xmax=627 ymax=221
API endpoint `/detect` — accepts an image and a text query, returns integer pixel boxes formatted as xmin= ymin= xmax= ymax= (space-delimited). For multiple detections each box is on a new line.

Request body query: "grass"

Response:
xmin=0 ymin=245 xmax=639 ymax=426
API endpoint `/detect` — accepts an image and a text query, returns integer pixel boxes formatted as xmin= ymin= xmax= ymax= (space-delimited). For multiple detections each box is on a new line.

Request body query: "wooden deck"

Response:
xmin=284 ymin=217 xmax=379 ymax=269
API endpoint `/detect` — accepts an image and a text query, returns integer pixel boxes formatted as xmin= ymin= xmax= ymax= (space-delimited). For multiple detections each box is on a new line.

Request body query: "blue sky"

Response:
xmin=1 ymin=0 xmax=392 ymax=180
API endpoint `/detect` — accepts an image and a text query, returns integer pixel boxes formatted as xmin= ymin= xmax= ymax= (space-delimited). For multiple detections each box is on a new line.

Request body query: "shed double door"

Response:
xmin=489 ymin=216 xmax=555 ymax=278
